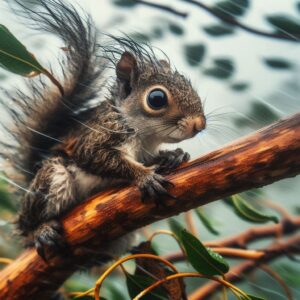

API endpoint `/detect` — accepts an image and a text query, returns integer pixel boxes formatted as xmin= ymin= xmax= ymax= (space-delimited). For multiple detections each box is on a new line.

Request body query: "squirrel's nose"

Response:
xmin=193 ymin=116 xmax=206 ymax=133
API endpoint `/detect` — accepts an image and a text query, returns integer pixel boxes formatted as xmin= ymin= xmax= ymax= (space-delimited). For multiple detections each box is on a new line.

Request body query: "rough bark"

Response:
xmin=0 ymin=113 xmax=300 ymax=300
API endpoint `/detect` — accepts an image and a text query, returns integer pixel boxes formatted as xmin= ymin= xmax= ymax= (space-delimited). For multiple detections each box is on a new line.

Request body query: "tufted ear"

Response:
xmin=159 ymin=59 xmax=170 ymax=69
xmin=116 ymin=51 xmax=137 ymax=83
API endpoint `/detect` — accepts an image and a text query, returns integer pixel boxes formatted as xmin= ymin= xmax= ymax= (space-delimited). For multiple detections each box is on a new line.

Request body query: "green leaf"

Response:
xmin=195 ymin=208 xmax=220 ymax=235
xmin=203 ymin=24 xmax=234 ymax=36
xmin=169 ymin=23 xmax=184 ymax=35
xmin=129 ymin=33 xmax=151 ymax=43
xmin=241 ymin=294 xmax=265 ymax=300
xmin=180 ymin=230 xmax=229 ymax=276
xmin=107 ymin=284 xmax=128 ymax=300
xmin=294 ymin=206 xmax=300 ymax=215
xmin=230 ymin=82 xmax=249 ymax=91
xmin=151 ymin=27 xmax=164 ymax=39
xmin=264 ymin=58 xmax=293 ymax=69
xmin=184 ymin=44 xmax=206 ymax=66
xmin=234 ymin=101 xmax=279 ymax=128
xmin=126 ymin=273 xmax=168 ymax=300
xmin=204 ymin=58 xmax=234 ymax=79
xmin=168 ymin=218 xmax=185 ymax=240
xmin=266 ymin=15 xmax=300 ymax=37
xmin=113 ymin=0 xmax=137 ymax=7
xmin=274 ymin=264 xmax=300 ymax=286
xmin=229 ymin=194 xmax=278 ymax=224
xmin=212 ymin=0 xmax=249 ymax=19
xmin=251 ymin=102 xmax=278 ymax=125
xmin=243 ymin=188 xmax=264 ymax=199
xmin=0 ymin=25 xmax=44 ymax=77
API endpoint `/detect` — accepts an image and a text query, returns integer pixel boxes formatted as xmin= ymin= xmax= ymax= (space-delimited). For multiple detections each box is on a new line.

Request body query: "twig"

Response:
xmin=262 ymin=199 xmax=291 ymax=219
xmin=133 ymin=272 xmax=249 ymax=300
xmin=206 ymin=216 xmax=300 ymax=249
xmin=184 ymin=0 xmax=300 ymax=42
xmin=93 ymin=254 xmax=179 ymax=300
xmin=0 ymin=258 xmax=13 ymax=265
xmin=42 ymin=68 xmax=64 ymax=96
xmin=164 ymin=215 xmax=300 ymax=263
xmin=135 ymin=0 xmax=300 ymax=42
xmin=184 ymin=211 xmax=198 ymax=236
xmin=210 ymin=248 xmax=264 ymax=260
xmin=135 ymin=0 xmax=188 ymax=18
xmin=188 ymin=234 xmax=300 ymax=299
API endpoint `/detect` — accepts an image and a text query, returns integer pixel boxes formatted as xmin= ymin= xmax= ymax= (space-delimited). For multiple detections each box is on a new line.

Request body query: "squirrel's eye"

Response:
xmin=147 ymin=89 xmax=168 ymax=110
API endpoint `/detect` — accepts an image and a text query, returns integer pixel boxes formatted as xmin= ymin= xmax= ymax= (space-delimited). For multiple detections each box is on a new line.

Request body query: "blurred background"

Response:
xmin=0 ymin=0 xmax=300 ymax=299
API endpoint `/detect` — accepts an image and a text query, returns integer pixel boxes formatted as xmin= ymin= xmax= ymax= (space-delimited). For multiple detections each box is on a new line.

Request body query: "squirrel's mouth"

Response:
xmin=166 ymin=116 xmax=206 ymax=142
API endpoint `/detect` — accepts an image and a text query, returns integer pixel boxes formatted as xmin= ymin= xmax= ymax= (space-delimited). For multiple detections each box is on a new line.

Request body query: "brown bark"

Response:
xmin=0 ymin=113 xmax=300 ymax=300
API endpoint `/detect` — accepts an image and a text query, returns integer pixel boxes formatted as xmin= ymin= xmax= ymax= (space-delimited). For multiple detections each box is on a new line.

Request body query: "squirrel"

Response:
xmin=1 ymin=0 xmax=206 ymax=264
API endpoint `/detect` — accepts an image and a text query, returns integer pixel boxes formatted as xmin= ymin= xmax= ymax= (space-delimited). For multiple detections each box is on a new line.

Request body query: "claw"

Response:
xmin=154 ymin=149 xmax=190 ymax=174
xmin=155 ymin=175 xmax=175 ymax=188
xmin=183 ymin=152 xmax=190 ymax=162
xmin=138 ymin=171 xmax=176 ymax=206
xmin=36 ymin=240 xmax=47 ymax=261
xmin=33 ymin=220 xmax=67 ymax=261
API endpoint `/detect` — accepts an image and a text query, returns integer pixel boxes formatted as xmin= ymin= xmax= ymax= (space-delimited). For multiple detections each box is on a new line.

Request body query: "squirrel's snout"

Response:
xmin=193 ymin=116 xmax=206 ymax=133
xmin=179 ymin=116 xmax=206 ymax=140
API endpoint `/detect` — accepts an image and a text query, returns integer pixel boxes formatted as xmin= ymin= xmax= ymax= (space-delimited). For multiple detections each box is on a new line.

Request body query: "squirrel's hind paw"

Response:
xmin=33 ymin=220 xmax=68 ymax=261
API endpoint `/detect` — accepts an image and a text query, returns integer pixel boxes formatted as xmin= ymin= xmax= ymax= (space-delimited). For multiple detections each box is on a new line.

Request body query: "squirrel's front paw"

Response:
xmin=137 ymin=172 xmax=175 ymax=205
xmin=33 ymin=220 xmax=68 ymax=261
xmin=155 ymin=148 xmax=190 ymax=174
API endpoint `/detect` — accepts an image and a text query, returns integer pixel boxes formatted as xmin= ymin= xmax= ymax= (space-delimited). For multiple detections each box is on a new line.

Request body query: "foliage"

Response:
xmin=225 ymin=194 xmax=278 ymax=224
xmin=211 ymin=0 xmax=250 ymax=18
xmin=0 ymin=25 xmax=44 ymax=77
xmin=184 ymin=44 xmax=206 ymax=66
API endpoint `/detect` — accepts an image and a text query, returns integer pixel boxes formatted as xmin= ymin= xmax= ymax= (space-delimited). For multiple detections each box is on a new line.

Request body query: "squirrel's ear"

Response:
xmin=159 ymin=60 xmax=170 ymax=69
xmin=116 ymin=51 xmax=137 ymax=83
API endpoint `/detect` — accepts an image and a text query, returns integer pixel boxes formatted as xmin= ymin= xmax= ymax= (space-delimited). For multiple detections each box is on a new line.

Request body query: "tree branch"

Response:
xmin=0 ymin=113 xmax=300 ymax=299
xmin=135 ymin=0 xmax=300 ymax=42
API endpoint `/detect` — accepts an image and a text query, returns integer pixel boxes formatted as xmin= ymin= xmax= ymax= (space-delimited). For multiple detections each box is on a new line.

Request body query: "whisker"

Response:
xmin=0 ymin=174 xmax=32 ymax=193
xmin=139 ymin=124 xmax=175 ymax=137
xmin=72 ymin=118 xmax=134 ymax=134
xmin=206 ymin=112 xmax=235 ymax=120
xmin=137 ymin=123 xmax=175 ymax=135
xmin=206 ymin=111 xmax=235 ymax=120
xmin=26 ymin=126 xmax=62 ymax=143
xmin=166 ymin=126 xmax=178 ymax=137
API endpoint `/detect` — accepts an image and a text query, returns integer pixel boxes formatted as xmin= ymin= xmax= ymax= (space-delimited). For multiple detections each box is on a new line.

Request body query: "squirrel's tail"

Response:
xmin=0 ymin=0 xmax=104 ymax=186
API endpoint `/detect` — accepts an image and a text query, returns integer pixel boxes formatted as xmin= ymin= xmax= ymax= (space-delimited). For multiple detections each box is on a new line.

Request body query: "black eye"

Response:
xmin=147 ymin=89 xmax=168 ymax=110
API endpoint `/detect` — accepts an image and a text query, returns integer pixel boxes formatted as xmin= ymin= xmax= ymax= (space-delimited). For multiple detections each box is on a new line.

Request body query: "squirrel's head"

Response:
xmin=115 ymin=51 xmax=206 ymax=145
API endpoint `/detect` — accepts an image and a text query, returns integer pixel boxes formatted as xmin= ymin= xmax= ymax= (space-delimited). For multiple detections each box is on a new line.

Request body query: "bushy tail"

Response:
xmin=0 ymin=0 xmax=104 ymax=186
